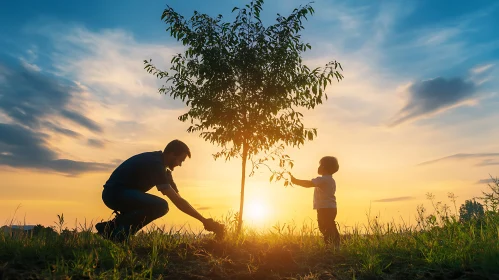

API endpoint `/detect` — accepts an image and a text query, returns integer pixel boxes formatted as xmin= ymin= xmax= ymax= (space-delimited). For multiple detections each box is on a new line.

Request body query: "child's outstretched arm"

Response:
xmin=290 ymin=174 xmax=315 ymax=188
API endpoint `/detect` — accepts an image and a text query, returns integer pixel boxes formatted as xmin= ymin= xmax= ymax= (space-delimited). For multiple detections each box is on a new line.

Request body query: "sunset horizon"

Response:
xmin=1 ymin=0 xmax=498 ymax=234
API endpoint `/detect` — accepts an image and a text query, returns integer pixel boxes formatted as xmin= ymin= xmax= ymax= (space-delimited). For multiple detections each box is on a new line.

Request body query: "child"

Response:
xmin=290 ymin=156 xmax=340 ymax=248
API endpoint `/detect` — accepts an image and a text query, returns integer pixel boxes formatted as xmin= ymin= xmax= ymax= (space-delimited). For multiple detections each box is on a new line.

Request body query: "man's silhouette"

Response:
xmin=96 ymin=139 xmax=223 ymax=241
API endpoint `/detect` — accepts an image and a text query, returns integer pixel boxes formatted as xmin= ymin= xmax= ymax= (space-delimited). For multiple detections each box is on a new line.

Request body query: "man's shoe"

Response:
xmin=95 ymin=211 xmax=121 ymax=239
xmin=109 ymin=225 xmax=131 ymax=243
xmin=95 ymin=221 xmax=115 ymax=237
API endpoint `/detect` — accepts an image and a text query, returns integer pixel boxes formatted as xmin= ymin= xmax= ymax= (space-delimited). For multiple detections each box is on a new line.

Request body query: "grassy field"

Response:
xmin=1 ymin=195 xmax=499 ymax=280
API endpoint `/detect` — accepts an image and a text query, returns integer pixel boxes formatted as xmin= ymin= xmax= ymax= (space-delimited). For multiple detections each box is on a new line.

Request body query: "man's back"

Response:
xmin=104 ymin=151 xmax=167 ymax=192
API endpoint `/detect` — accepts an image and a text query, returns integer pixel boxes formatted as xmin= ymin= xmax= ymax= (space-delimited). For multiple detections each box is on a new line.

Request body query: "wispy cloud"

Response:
xmin=43 ymin=121 xmax=82 ymax=139
xmin=477 ymin=178 xmax=496 ymax=184
xmin=418 ymin=153 xmax=499 ymax=166
xmin=384 ymin=2 xmax=499 ymax=78
xmin=419 ymin=28 xmax=461 ymax=46
xmin=87 ymin=138 xmax=107 ymax=148
xmin=0 ymin=59 xmax=115 ymax=175
xmin=32 ymin=24 xmax=182 ymax=103
xmin=60 ymin=109 xmax=102 ymax=133
xmin=469 ymin=63 xmax=496 ymax=85
xmin=475 ymin=159 xmax=499 ymax=166
xmin=1 ymin=23 xmax=198 ymax=164
xmin=302 ymin=0 xmax=497 ymax=131
xmin=26 ymin=23 xmax=189 ymax=139
xmin=0 ymin=123 xmax=113 ymax=175
xmin=389 ymin=77 xmax=478 ymax=127
xmin=0 ymin=62 xmax=101 ymax=133
xmin=19 ymin=57 xmax=41 ymax=72
xmin=471 ymin=64 xmax=494 ymax=74
xmin=373 ymin=196 xmax=415 ymax=203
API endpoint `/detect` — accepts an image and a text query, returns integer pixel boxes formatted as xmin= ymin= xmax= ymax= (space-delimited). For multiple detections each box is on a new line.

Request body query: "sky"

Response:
xmin=0 ymin=0 xmax=498 ymax=232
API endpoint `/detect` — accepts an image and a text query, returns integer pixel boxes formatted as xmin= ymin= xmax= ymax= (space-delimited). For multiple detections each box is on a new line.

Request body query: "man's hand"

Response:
xmin=203 ymin=218 xmax=225 ymax=239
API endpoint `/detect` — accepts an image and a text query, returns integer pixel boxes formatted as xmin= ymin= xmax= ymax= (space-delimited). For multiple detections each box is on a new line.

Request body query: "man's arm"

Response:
xmin=164 ymin=169 xmax=179 ymax=193
xmin=158 ymin=184 xmax=207 ymax=223
xmin=290 ymin=174 xmax=315 ymax=188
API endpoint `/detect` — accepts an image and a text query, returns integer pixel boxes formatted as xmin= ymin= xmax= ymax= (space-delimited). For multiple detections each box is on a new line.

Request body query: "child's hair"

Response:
xmin=320 ymin=156 xmax=339 ymax=174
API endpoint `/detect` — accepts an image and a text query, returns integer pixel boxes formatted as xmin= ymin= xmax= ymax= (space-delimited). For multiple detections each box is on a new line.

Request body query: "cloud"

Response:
xmin=87 ymin=138 xmax=106 ymax=148
xmin=373 ymin=196 xmax=415 ymax=203
xmin=43 ymin=121 xmax=82 ymax=138
xmin=0 ymin=61 xmax=102 ymax=133
xmin=477 ymin=178 xmax=495 ymax=184
xmin=471 ymin=64 xmax=494 ymax=74
xmin=382 ymin=1 xmax=499 ymax=79
xmin=20 ymin=57 xmax=41 ymax=72
xmin=418 ymin=153 xmax=499 ymax=166
xmin=303 ymin=2 xmax=497 ymax=130
xmin=389 ymin=77 xmax=478 ymax=126
xmin=0 ymin=123 xmax=113 ymax=175
xmin=16 ymin=23 xmax=188 ymax=147
xmin=0 ymin=23 xmax=195 ymax=176
xmin=476 ymin=159 xmax=499 ymax=166
xmin=0 ymin=123 xmax=55 ymax=160
xmin=196 ymin=206 xmax=212 ymax=210
xmin=60 ymin=109 xmax=101 ymax=133
xmin=47 ymin=159 xmax=112 ymax=175
xmin=33 ymin=24 xmax=184 ymax=108
xmin=0 ymin=58 xmax=113 ymax=174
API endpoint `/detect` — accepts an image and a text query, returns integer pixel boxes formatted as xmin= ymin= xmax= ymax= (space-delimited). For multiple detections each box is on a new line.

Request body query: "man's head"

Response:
xmin=162 ymin=140 xmax=191 ymax=170
xmin=318 ymin=156 xmax=339 ymax=175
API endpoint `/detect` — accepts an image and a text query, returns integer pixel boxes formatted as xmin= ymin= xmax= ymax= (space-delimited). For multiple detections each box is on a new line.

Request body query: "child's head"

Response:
xmin=318 ymin=156 xmax=339 ymax=175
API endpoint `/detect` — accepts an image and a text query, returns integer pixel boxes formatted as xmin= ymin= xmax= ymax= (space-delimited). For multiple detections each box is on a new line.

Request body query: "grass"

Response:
xmin=1 ymin=196 xmax=499 ymax=279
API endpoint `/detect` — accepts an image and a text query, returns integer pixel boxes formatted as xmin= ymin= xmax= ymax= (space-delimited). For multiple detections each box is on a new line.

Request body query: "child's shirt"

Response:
xmin=311 ymin=174 xmax=337 ymax=209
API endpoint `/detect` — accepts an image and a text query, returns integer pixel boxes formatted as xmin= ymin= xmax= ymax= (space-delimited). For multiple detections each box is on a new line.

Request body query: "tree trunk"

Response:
xmin=237 ymin=142 xmax=248 ymax=235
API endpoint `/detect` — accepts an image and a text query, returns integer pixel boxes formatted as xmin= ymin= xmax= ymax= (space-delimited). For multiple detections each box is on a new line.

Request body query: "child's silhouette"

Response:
xmin=290 ymin=156 xmax=340 ymax=248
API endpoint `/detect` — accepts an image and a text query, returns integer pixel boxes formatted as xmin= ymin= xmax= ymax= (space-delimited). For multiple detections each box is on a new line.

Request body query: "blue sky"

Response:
xmin=0 ymin=0 xmax=498 ymax=227
xmin=2 ymin=0 xmax=497 ymax=82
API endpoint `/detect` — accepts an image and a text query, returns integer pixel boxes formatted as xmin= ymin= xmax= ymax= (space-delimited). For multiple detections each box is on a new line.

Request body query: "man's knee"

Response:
xmin=156 ymin=199 xmax=169 ymax=217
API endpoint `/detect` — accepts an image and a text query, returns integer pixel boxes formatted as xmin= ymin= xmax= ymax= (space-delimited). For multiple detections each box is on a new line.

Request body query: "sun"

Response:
xmin=246 ymin=200 xmax=269 ymax=221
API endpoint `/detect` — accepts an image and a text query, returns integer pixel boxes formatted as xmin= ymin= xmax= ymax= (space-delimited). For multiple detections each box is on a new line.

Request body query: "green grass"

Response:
xmin=1 ymin=202 xmax=499 ymax=280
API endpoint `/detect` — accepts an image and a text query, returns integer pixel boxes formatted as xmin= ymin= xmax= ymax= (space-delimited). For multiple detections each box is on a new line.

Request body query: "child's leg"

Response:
xmin=330 ymin=208 xmax=340 ymax=248
xmin=317 ymin=208 xmax=340 ymax=247
xmin=317 ymin=208 xmax=333 ymax=244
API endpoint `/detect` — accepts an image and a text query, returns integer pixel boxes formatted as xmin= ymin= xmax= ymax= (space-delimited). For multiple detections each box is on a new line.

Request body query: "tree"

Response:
xmin=32 ymin=224 xmax=57 ymax=237
xmin=478 ymin=176 xmax=499 ymax=212
xmin=144 ymin=0 xmax=343 ymax=233
xmin=459 ymin=199 xmax=484 ymax=222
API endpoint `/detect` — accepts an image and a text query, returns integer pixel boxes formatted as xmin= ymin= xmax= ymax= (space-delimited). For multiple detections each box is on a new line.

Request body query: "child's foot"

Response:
xmin=328 ymin=243 xmax=340 ymax=252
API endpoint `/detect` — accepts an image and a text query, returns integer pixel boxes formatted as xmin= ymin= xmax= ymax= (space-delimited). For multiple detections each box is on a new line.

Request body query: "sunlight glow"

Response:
xmin=246 ymin=200 xmax=269 ymax=222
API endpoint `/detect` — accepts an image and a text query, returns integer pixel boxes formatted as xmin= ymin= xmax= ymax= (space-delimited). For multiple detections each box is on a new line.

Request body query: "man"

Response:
xmin=95 ymin=139 xmax=224 ymax=241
